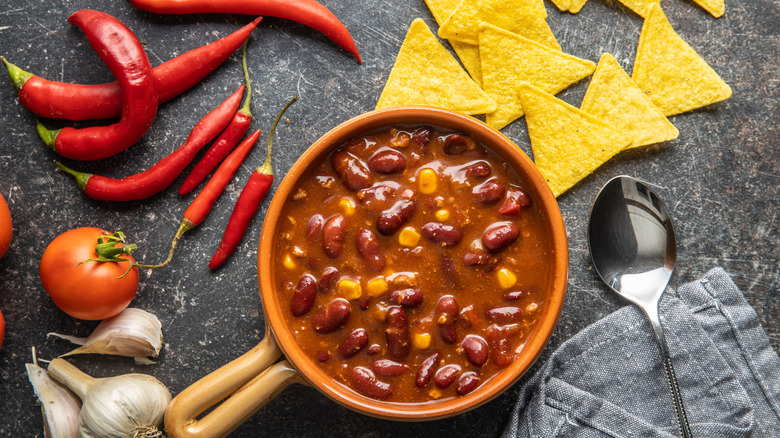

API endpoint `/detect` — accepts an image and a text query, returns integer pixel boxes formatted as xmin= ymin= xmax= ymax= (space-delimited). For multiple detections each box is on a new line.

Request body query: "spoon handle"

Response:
xmin=662 ymin=354 xmax=694 ymax=438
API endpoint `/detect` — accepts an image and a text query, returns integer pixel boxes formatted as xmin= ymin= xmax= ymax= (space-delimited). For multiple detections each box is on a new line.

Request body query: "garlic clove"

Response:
xmin=48 ymin=308 xmax=163 ymax=363
xmin=25 ymin=349 xmax=81 ymax=438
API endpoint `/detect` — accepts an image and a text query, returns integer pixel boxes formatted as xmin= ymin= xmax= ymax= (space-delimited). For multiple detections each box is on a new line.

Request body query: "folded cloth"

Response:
xmin=502 ymin=268 xmax=780 ymax=438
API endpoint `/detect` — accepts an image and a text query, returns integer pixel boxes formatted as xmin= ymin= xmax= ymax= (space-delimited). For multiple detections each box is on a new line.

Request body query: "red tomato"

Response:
xmin=0 ymin=309 xmax=5 ymax=350
xmin=40 ymin=227 xmax=139 ymax=320
xmin=0 ymin=192 xmax=11 ymax=259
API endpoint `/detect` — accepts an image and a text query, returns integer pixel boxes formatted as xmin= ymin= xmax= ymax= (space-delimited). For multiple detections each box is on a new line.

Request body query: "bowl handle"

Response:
xmin=164 ymin=325 xmax=304 ymax=437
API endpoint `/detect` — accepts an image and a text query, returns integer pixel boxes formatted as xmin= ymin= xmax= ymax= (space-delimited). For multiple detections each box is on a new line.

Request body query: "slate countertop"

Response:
xmin=0 ymin=0 xmax=777 ymax=436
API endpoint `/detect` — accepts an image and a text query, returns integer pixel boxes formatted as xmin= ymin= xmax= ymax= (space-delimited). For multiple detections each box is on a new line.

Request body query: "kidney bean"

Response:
xmin=356 ymin=228 xmax=386 ymax=272
xmin=338 ymin=328 xmax=369 ymax=358
xmin=482 ymin=222 xmax=520 ymax=253
xmin=487 ymin=324 xmax=521 ymax=367
xmin=357 ymin=181 xmax=399 ymax=210
xmin=306 ymin=214 xmax=324 ymax=242
xmin=290 ymin=274 xmax=317 ymax=317
xmin=317 ymin=351 xmax=330 ymax=362
xmin=485 ymin=306 xmax=523 ymax=324
xmin=385 ymin=306 xmax=411 ymax=357
xmin=421 ymin=222 xmax=463 ymax=246
xmin=459 ymin=304 xmax=478 ymax=330
xmin=473 ymin=179 xmax=506 ymax=204
xmin=410 ymin=127 xmax=432 ymax=146
xmin=322 ymin=214 xmax=346 ymax=258
xmin=415 ymin=352 xmax=441 ymax=388
xmin=462 ymin=250 xmax=492 ymax=266
xmin=497 ymin=188 xmax=531 ymax=216
xmin=456 ymin=372 xmax=481 ymax=396
xmin=463 ymin=161 xmax=491 ymax=179
xmin=351 ymin=367 xmax=393 ymax=400
xmin=332 ymin=150 xmax=372 ymax=191
xmin=377 ymin=199 xmax=417 ymax=235
xmin=503 ymin=290 xmax=527 ymax=301
xmin=435 ymin=295 xmax=459 ymax=344
xmin=388 ymin=288 xmax=424 ymax=307
xmin=367 ymin=344 xmax=381 ymax=355
xmin=460 ymin=335 xmax=489 ymax=366
xmin=368 ymin=149 xmax=407 ymax=174
xmin=440 ymin=254 xmax=461 ymax=289
xmin=318 ymin=267 xmax=340 ymax=293
xmin=312 ymin=299 xmax=351 ymax=333
xmin=372 ymin=359 xmax=410 ymax=377
xmin=434 ymin=364 xmax=461 ymax=388
xmin=442 ymin=134 xmax=476 ymax=155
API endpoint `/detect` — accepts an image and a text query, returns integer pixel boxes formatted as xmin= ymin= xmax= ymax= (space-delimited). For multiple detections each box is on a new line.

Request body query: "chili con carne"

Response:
xmin=36 ymin=10 xmax=158 ymax=161
xmin=209 ymin=96 xmax=298 ymax=269
xmin=1 ymin=18 xmax=261 ymax=121
xmin=129 ymin=0 xmax=361 ymax=63
xmin=55 ymin=85 xmax=244 ymax=202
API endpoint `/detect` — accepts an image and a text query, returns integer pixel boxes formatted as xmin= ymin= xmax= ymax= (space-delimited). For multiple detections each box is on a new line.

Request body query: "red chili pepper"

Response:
xmin=209 ymin=96 xmax=298 ymax=269
xmin=129 ymin=0 xmax=361 ymax=64
xmin=149 ymin=129 xmax=262 ymax=268
xmin=179 ymin=40 xmax=254 ymax=195
xmin=1 ymin=18 xmax=260 ymax=121
xmin=35 ymin=10 xmax=158 ymax=161
xmin=55 ymin=85 xmax=244 ymax=202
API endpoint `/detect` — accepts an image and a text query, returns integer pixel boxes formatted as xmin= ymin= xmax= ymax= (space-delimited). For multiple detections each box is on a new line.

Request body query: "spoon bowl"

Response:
xmin=588 ymin=175 xmax=692 ymax=438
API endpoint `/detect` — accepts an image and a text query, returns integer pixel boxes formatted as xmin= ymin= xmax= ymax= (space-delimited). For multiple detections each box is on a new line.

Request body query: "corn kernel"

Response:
xmin=435 ymin=209 xmax=450 ymax=221
xmin=398 ymin=227 xmax=421 ymax=247
xmin=283 ymin=254 xmax=296 ymax=270
xmin=366 ymin=277 xmax=389 ymax=297
xmin=497 ymin=268 xmax=517 ymax=289
xmin=418 ymin=168 xmax=437 ymax=194
xmin=338 ymin=279 xmax=363 ymax=300
xmin=338 ymin=198 xmax=356 ymax=216
xmin=412 ymin=332 xmax=432 ymax=350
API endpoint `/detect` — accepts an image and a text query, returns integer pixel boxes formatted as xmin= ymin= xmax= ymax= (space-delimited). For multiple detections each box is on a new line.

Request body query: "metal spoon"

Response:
xmin=587 ymin=175 xmax=693 ymax=438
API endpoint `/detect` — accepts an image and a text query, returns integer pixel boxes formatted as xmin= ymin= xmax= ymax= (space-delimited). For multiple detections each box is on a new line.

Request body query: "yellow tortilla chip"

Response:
xmin=581 ymin=53 xmax=678 ymax=149
xmin=438 ymin=0 xmax=554 ymax=47
xmin=549 ymin=0 xmax=571 ymax=12
xmin=568 ymin=0 xmax=588 ymax=13
xmin=479 ymin=23 xmax=595 ymax=130
xmin=614 ymin=0 xmax=659 ymax=17
xmin=376 ymin=19 xmax=496 ymax=115
xmin=518 ymin=82 xmax=632 ymax=197
xmin=632 ymin=4 xmax=731 ymax=116
xmin=424 ymin=0 xmax=484 ymax=85
xmin=692 ymin=0 xmax=725 ymax=18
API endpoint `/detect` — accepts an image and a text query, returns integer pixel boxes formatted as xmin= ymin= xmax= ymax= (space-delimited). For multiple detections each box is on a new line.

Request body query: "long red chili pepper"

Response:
xmin=150 ymin=129 xmax=262 ymax=268
xmin=1 ymin=18 xmax=261 ymax=121
xmin=179 ymin=40 xmax=254 ymax=195
xmin=36 ymin=10 xmax=158 ymax=161
xmin=129 ymin=0 xmax=361 ymax=64
xmin=209 ymin=96 xmax=298 ymax=269
xmin=55 ymin=85 xmax=244 ymax=202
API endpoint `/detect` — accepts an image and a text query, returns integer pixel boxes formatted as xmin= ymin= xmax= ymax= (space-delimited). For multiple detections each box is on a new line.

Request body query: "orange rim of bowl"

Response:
xmin=258 ymin=106 xmax=568 ymax=420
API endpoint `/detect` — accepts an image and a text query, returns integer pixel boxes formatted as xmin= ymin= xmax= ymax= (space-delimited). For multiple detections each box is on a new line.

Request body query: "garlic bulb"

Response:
xmin=25 ymin=349 xmax=81 ymax=438
xmin=48 ymin=308 xmax=163 ymax=364
xmin=47 ymin=358 xmax=172 ymax=438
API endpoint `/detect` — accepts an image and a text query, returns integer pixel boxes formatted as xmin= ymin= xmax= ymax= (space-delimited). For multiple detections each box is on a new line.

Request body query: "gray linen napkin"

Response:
xmin=502 ymin=268 xmax=780 ymax=438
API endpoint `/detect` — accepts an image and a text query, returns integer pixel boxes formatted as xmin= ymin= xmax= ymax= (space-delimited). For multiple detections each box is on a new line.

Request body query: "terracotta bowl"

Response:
xmin=165 ymin=107 xmax=569 ymax=438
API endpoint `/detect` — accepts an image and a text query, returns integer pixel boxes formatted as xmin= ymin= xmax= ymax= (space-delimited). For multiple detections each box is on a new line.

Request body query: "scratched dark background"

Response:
xmin=0 ymin=0 xmax=777 ymax=436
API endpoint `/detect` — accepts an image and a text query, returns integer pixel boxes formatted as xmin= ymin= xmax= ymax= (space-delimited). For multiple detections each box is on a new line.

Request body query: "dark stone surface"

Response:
xmin=0 ymin=0 xmax=777 ymax=436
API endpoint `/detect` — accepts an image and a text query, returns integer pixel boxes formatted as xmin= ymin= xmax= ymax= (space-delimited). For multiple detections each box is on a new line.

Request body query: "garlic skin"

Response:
xmin=48 ymin=308 xmax=163 ymax=364
xmin=47 ymin=358 xmax=172 ymax=438
xmin=25 ymin=355 xmax=81 ymax=438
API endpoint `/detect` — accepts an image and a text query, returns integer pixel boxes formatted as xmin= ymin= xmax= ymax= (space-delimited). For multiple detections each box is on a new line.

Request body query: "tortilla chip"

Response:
xmin=438 ymin=0 xmax=554 ymax=47
xmin=518 ymin=82 xmax=632 ymax=197
xmin=479 ymin=23 xmax=595 ymax=130
xmin=549 ymin=0 xmax=571 ymax=12
xmin=692 ymin=0 xmax=725 ymax=18
xmin=568 ymin=0 xmax=588 ymax=13
xmin=580 ymin=53 xmax=678 ymax=149
xmin=376 ymin=19 xmax=496 ymax=115
xmin=614 ymin=0 xmax=659 ymax=17
xmin=632 ymin=4 xmax=731 ymax=116
xmin=424 ymin=0 xmax=484 ymax=85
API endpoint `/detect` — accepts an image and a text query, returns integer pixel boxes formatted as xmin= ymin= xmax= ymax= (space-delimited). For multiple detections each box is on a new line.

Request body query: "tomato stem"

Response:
xmin=79 ymin=231 xmax=168 ymax=279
